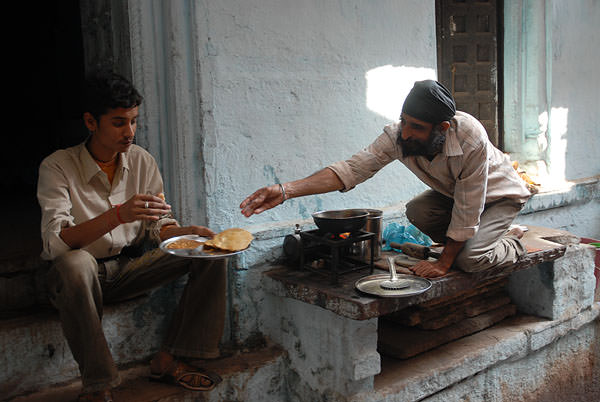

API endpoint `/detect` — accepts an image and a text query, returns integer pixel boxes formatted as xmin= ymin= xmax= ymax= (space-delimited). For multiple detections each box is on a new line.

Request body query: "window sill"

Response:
xmin=520 ymin=175 xmax=599 ymax=215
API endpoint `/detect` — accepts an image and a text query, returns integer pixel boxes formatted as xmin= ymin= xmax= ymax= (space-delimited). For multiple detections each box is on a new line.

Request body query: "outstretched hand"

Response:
xmin=118 ymin=194 xmax=171 ymax=223
xmin=240 ymin=184 xmax=285 ymax=217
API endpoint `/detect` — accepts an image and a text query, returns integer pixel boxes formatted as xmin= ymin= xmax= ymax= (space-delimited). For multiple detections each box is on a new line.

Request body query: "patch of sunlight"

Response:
xmin=365 ymin=65 xmax=436 ymax=121
xmin=547 ymin=107 xmax=569 ymax=185
xmin=524 ymin=107 xmax=570 ymax=191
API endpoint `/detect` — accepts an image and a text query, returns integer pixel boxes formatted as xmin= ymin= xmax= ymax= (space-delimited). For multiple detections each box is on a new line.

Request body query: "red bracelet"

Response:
xmin=115 ymin=204 xmax=126 ymax=224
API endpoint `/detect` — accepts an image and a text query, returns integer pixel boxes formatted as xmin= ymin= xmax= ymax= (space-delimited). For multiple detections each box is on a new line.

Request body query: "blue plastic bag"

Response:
xmin=382 ymin=223 xmax=432 ymax=252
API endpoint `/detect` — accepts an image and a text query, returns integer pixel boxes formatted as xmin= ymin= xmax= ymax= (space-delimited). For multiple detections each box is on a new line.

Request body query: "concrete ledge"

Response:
xmin=0 ymin=283 xmax=182 ymax=399
xmin=352 ymin=303 xmax=600 ymax=402
xmin=11 ymin=345 xmax=287 ymax=402
xmin=520 ymin=176 xmax=599 ymax=215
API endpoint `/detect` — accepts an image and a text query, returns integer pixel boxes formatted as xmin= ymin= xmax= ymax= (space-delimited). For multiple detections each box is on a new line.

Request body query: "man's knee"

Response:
xmin=50 ymin=250 xmax=98 ymax=289
xmin=405 ymin=198 xmax=423 ymax=226
xmin=453 ymin=242 xmax=493 ymax=272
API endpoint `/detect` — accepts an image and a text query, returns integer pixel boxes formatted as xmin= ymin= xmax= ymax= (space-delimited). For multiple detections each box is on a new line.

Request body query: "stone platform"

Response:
xmin=264 ymin=225 xmax=577 ymax=320
xmin=258 ymin=225 xmax=599 ymax=401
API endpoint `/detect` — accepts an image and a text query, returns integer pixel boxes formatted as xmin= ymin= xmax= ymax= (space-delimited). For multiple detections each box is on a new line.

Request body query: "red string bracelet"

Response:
xmin=115 ymin=204 xmax=126 ymax=225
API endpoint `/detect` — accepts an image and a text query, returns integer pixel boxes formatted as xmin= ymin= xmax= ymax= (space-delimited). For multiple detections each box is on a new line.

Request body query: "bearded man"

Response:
xmin=240 ymin=80 xmax=531 ymax=278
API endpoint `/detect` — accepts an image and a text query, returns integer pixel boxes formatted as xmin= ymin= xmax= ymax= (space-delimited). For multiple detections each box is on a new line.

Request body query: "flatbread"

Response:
xmin=204 ymin=228 xmax=253 ymax=251
xmin=166 ymin=239 xmax=204 ymax=249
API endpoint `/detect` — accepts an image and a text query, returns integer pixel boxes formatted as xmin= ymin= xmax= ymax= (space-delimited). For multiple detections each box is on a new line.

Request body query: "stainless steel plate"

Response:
xmin=355 ymin=273 xmax=432 ymax=298
xmin=159 ymin=235 xmax=248 ymax=259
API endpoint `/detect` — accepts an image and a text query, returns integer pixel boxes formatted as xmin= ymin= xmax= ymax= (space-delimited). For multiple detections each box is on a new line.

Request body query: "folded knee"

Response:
xmin=52 ymin=250 xmax=98 ymax=287
xmin=405 ymin=199 xmax=421 ymax=225
xmin=454 ymin=249 xmax=492 ymax=273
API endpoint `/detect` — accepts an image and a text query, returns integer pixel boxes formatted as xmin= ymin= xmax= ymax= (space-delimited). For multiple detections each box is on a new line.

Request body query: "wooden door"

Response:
xmin=436 ymin=0 xmax=502 ymax=148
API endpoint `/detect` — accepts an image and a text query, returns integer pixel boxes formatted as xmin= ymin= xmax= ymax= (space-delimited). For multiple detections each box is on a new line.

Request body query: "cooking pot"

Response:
xmin=312 ymin=209 xmax=369 ymax=234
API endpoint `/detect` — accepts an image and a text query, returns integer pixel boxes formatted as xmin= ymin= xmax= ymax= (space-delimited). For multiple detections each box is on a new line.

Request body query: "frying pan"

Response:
xmin=312 ymin=209 xmax=369 ymax=234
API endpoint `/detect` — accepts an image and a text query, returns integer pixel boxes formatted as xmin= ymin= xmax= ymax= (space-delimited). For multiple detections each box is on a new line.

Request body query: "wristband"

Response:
xmin=115 ymin=204 xmax=126 ymax=224
xmin=278 ymin=183 xmax=287 ymax=204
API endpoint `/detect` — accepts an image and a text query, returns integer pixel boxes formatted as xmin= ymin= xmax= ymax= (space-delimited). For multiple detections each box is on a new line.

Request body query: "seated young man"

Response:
xmin=37 ymin=72 xmax=225 ymax=402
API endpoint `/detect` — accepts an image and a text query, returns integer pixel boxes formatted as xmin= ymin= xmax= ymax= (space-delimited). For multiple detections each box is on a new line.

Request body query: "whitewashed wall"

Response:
xmin=504 ymin=0 xmax=600 ymax=183
xmin=126 ymin=0 xmax=599 ymax=347
xmin=130 ymin=0 xmax=437 ymax=231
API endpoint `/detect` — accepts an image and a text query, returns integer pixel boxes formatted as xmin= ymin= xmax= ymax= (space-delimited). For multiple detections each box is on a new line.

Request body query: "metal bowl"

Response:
xmin=312 ymin=209 xmax=369 ymax=234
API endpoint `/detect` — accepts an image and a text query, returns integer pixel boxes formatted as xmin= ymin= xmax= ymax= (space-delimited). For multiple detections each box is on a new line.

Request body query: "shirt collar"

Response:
xmin=78 ymin=141 xmax=131 ymax=184
xmin=79 ymin=142 xmax=101 ymax=184
xmin=443 ymin=120 xmax=463 ymax=157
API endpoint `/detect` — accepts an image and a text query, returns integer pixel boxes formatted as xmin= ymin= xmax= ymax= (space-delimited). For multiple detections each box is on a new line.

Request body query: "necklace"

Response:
xmin=86 ymin=143 xmax=117 ymax=163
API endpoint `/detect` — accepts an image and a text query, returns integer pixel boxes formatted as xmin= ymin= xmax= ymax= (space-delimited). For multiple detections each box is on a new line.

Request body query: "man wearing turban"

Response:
xmin=240 ymin=80 xmax=531 ymax=277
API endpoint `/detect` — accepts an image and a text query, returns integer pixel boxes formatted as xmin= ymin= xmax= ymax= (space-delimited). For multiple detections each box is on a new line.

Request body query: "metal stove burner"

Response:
xmin=286 ymin=228 xmax=375 ymax=284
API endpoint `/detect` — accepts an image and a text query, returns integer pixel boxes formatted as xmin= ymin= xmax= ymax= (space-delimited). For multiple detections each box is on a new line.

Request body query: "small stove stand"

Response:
xmin=299 ymin=229 xmax=375 ymax=284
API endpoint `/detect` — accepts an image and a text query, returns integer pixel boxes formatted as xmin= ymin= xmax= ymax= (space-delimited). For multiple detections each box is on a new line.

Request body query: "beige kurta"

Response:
xmin=37 ymin=141 xmax=176 ymax=260
xmin=328 ymin=111 xmax=531 ymax=242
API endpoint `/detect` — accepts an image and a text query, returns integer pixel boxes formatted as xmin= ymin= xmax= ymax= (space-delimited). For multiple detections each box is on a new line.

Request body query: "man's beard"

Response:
xmin=398 ymin=126 xmax=446 ymax=158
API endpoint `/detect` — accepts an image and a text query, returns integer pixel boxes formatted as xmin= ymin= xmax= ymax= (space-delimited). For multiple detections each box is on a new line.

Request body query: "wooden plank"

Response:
xmin=384 ymin=287 xmax=511 ymax=330
xmin=378 ymin=304 xmax=517 ymax=360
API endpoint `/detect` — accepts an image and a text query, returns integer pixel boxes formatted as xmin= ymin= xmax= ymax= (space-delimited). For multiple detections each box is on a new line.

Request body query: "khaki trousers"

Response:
xmin=405 ymin=190 xmax=527 ymax=272
xmin=46 ymin=248 xmax=226 ymax=393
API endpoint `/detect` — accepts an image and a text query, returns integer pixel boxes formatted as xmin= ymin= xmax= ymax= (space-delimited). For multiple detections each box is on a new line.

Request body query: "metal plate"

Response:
xmin=159 ymin=235 xmax=248 ymax=259
xmin=355 ymin=273 xmax=432 ymax=298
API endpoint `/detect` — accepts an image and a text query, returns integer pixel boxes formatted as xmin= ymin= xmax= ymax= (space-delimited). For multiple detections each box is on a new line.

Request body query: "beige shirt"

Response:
xmin=37 ymin=142 xmax=176 ymax=260
xmin=328 ymin=111 xmax=531 ymax=242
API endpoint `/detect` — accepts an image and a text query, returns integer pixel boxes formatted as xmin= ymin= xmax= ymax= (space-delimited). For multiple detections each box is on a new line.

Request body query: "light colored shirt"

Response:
xmin=328 ymin=111 xmax=531 ymax=242
xmin=37 ymin=142 xmax=176 ymax=260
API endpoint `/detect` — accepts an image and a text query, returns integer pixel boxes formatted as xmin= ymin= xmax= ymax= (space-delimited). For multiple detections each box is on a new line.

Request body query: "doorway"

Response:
xmin=3 ymin=1 xmax=86 ymax=261
xmin=436 ymin=0 xmax=503 ymax=148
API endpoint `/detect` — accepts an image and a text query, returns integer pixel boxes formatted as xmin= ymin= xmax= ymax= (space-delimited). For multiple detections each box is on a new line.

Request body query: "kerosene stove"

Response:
xmin=283 ymin=224 xmax=375 ymax=284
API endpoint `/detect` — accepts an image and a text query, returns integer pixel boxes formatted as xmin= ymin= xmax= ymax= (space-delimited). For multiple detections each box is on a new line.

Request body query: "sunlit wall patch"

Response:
xmin=365 ymin=65 xmax=436 ymax=121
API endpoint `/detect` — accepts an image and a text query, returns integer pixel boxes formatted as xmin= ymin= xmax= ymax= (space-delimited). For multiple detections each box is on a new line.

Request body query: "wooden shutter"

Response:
xmin=436 ymin=0 xmax=502 ymax=147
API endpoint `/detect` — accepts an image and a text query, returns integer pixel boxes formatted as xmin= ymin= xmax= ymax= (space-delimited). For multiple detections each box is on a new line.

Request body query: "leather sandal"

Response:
xmin=149 ymin=360 xmax=222 ymax=391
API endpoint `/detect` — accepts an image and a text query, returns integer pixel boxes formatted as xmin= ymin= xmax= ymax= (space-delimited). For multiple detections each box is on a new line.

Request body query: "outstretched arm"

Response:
xmin=240 ymin=168 xmax=344 ymax=217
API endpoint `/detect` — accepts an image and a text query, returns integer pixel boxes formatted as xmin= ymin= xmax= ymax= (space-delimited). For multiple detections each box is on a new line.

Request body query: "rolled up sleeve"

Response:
xmin=37 ymin=158 xmax=75 ymax=260
xmin=447 ymin=143 xmax=488 ymax=242
xmin=327 ymin=127 xmax=399 ymax=192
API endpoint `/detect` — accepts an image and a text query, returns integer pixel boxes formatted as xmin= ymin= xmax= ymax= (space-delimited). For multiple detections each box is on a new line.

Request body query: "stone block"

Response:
xmin=260 ymin=294 xmax=379 ymax=397
xmin=508 ymin=244 xmax=596 ymax=320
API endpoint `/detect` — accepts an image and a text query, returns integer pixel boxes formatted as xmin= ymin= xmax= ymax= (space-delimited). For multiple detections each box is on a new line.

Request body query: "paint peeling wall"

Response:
xmin=503 ymin=0 xmax=600 ymax=181
xmin=547 ymin=0 xmax=600 ymax=180
xmin=126 ymin=0 xmax=599 ymax=346
xmin=181 ymin=0 xmax=437 ymax=230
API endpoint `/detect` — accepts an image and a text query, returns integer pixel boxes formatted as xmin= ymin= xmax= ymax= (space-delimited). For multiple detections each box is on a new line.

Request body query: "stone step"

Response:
xmin=9 ymin=345 xmax=287 ymax=402
xmin=1 ymin=284 xmax=184 ymax=399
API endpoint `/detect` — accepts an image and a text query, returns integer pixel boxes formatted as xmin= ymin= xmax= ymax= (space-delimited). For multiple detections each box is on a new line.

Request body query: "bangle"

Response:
xmin=278 ymin=183 xmax=287 ymax=204
xmin=115 ymin=204 xmax=126 ymax=225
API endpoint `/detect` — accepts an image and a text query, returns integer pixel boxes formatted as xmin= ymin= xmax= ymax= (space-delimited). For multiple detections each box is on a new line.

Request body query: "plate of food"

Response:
xmin=160 ymin=228 xmax=254 ymax=259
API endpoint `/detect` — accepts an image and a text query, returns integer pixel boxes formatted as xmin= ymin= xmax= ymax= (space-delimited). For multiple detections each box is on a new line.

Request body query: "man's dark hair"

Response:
xmin=84 ymin=71 xmax=143 ymax=122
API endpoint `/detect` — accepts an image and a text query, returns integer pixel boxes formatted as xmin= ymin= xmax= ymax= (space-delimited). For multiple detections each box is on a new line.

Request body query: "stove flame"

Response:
xmin=339 ymin=232 xmax=351 ymax=239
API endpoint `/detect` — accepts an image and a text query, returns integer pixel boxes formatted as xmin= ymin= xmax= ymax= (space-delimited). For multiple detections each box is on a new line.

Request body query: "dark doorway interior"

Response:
xmin=3 ymin=1 xmax=87 ymax=261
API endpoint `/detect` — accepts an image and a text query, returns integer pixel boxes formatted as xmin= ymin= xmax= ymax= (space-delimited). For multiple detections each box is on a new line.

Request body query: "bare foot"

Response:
xmin=506 ymin=227 xmax=525 ymax=239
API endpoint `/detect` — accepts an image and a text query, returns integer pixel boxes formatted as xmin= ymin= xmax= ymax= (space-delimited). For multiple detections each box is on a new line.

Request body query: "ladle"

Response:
xmin=380 ymin=256 xmax=410 ymax=290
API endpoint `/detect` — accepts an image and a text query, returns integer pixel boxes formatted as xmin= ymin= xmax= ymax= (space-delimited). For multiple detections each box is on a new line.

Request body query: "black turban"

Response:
xmin=401 ymin=80 xmax=456 ymax=124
